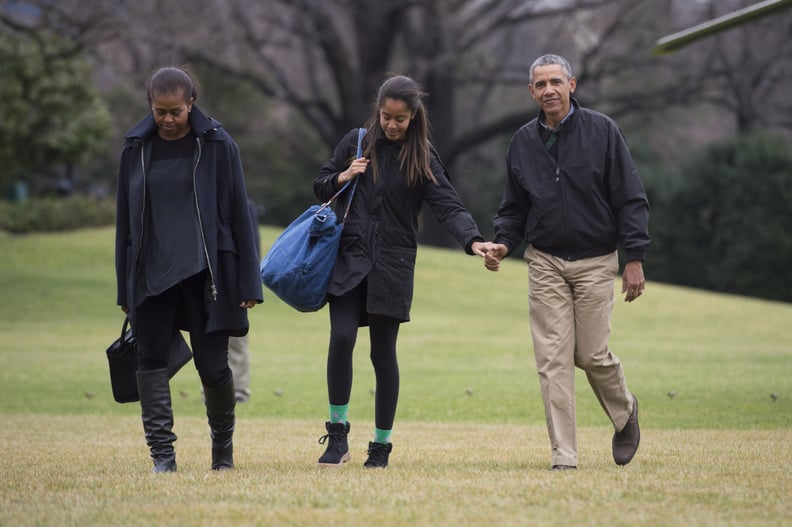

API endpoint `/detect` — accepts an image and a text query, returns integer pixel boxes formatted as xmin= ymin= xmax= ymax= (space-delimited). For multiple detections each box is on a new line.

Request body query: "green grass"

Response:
xmin=0 ymin=227 xmax=791 ymax=526
xmin=2 ymin=416 xmax=790 ymax=527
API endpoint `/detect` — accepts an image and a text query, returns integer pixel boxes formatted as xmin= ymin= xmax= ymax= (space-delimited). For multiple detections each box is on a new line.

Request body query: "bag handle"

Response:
xmin=341 ymin=127 xmax=366 ymax=223
xmin=120 ymin=315 xmax=131 ymax=339
xmin=319 ymin=127 xmax=366 ymax=221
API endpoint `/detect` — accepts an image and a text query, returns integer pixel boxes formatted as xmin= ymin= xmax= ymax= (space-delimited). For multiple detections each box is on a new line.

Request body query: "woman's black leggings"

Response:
xmin=134 ymin=271 xmax=231 ymax=388
xmin=327 ymin=280 xmax=400 ymax=430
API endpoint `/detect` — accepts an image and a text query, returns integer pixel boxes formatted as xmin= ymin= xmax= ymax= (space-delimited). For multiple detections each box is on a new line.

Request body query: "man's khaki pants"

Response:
xmin=228 ymin=335 xmax=251 ymax=402
xmin=525 ymin=246 xmax=633 ymax=467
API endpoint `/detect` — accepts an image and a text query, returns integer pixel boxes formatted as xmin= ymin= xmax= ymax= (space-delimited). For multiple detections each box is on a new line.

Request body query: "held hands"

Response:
xmin=339 ymin=157 xmax=369 ymax=184
xmin=470 ymin=241 xmax=489 ymax=257
xmin=621 ymin=261 xmax=645 ymax=303
xmin=470 ymin=242 xmax=508 ymax=272
xmin=484 ymin=243 xmax=508 ymax=271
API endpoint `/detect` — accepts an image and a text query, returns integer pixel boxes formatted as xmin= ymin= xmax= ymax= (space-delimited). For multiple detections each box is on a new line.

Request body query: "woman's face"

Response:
xmin=151 ymin=90 xmax=193 ymax=140
xmin=379 ymin=97 xmax=414 ymax=142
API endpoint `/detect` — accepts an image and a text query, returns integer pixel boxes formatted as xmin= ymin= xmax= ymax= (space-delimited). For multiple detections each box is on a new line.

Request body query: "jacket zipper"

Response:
xmin=192 ymin=137 xmax=218 ymax=301
xmin=542 ymin=134 xmax=571 ymax=257
xmin=136 ymin=145 xmax=146 ymax=264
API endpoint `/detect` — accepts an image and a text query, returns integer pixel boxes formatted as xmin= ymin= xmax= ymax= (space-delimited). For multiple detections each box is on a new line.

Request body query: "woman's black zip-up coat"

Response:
xmin=493 ymin=99 xmax=650 ymax=262
xmin=115 ymin=105 xmax=262 ymax=336
xmin=314 ymin=128 xmax=483 ymax=324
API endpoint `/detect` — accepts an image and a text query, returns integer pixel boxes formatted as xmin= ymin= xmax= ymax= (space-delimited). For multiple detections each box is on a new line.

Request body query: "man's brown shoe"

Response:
xmin=612 ymin=394 xmax=640 ymax=466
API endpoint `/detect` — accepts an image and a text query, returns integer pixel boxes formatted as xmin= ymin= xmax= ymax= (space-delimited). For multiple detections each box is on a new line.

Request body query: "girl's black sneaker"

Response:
xmin=318 ymin=421 xmax=350 ymax=466
xmin=364 ymin=441 xmax=392 ymax=468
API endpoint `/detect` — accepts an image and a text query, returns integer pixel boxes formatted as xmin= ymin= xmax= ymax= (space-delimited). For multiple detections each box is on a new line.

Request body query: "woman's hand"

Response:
xmin=239 ymin=300 xmax=258 ymax=309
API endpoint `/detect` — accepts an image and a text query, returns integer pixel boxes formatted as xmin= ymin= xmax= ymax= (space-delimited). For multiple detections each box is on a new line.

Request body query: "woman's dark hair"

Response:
xmin=147 ymin=66 xmax=199 ymax=105
xmin=363 ymin=75 xmax=437 ymax=186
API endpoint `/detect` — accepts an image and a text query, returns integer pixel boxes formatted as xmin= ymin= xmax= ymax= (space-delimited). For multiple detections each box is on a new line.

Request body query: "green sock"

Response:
xmin=374 ymin=428 xmax=392 ymax=444
xmin=329 ymin=404 xmax=348 ymax=424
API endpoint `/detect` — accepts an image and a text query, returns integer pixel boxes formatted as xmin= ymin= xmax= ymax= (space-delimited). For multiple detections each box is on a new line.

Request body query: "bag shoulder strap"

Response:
xmin=320 ymin=127 xmax=366 ymax=221
xmin=341 ymin=127 xmax=366 ymax=223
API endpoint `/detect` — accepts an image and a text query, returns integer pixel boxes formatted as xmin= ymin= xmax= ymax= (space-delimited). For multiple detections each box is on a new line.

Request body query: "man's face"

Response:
xmin=529 ymin=64 xmax=576 ymax=124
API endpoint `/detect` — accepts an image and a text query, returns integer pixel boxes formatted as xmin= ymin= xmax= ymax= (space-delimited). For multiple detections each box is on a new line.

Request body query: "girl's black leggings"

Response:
xmin=327 ymin=279 xmax=400 ymax=430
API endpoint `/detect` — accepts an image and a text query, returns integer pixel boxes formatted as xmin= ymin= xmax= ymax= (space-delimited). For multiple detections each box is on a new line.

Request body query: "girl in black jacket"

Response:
xmin=115 ymin=67 xmax=262 ymax=473
xmin=313 ymin=75 xmax=488 ymax=468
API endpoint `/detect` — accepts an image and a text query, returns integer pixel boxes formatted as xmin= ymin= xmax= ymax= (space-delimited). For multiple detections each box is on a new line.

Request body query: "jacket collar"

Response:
xmin=123 ymin=105 xmax=222 ymax=142
xmin=535 ymin=97 xmax=581 ymax=133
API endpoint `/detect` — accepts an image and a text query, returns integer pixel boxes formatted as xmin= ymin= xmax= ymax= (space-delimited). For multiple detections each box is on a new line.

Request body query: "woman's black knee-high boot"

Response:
xmin=203 ymin=380 xmax=235 ymax=470
xmin=136 ymin=368 xmax=177 ymax=473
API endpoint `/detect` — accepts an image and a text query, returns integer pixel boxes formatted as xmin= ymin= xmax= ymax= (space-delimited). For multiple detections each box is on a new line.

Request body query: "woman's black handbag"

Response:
xmin=105 ymin=316 xmax=193 ymax=403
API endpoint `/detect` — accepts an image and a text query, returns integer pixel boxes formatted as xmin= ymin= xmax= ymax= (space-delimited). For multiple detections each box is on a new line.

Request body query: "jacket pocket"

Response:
xmin=339 ymin=234 xmax=361 ymax=251
xmin=218 ymin=224 xmax=237 ymax=253
xmin=379 ymin=245 xmax=416 ymax=286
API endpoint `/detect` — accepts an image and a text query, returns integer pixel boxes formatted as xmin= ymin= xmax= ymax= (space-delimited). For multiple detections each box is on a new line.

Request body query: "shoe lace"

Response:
xmin=318 ymin=431 xmax=344 ymax=449
xmin=366 ymin=443 xmax=389 ymax=464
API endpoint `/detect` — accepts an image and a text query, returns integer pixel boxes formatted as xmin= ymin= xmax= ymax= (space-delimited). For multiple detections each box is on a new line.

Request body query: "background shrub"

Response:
xmin=0 ymin=196 xmax=115 ymax=233
xmin=646 ymin=131 xmax=792 ymax=302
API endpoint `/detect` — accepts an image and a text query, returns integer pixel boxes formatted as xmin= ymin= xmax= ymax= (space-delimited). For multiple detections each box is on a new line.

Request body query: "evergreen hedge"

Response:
xmin=0 ymin=196 xmax=115 ymax=234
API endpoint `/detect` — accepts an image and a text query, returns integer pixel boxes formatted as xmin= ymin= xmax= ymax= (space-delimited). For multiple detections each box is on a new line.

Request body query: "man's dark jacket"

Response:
xmin=115 ymin=105 xmax=262 ymax=336
xmin=493 ymin=99 xmax=650 ymax=262
xmin=314 ymin=128 xmax=482 ymax=323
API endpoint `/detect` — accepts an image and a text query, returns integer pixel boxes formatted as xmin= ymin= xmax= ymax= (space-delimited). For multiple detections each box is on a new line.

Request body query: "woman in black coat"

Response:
xmin=313 ymin=75 xmax=488 ymax=468
xmin=115 ymin=66 xmax=262 ymax=473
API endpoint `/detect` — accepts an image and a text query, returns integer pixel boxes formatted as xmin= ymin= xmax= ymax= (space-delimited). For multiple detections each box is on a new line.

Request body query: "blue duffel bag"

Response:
xmin=260 ymin=128 xmax=365 ymax=312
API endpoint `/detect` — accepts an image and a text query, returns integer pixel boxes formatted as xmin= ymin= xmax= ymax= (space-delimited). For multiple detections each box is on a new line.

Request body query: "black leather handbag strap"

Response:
xmin=120 ymin=316 xmax=131 ymax=340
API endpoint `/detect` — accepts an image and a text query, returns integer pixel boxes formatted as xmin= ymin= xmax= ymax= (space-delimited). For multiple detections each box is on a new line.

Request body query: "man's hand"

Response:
xmin=484 ymin=243 xmax=508 ymax=272
xmin=621 ymin=261 xmax=645 ymax=302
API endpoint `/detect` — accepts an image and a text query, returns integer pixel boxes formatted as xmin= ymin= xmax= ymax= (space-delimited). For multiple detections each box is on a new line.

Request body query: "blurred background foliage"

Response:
xmin=1 ymin=0 xmax=791 ymax=302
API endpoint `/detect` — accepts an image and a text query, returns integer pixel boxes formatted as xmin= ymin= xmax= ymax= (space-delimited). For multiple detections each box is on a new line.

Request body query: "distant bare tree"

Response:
xmin=178 ymin=0 xmax=663 ymax=241
xmin=180 ymin=0 xmax=627 ymax=165
xmin=697 ymin=0 xmax=792 ymax=133
xmin=0 ymin=0 xmax=121 ymax=58
xmin=5 ymin=0 xmax=790 ymax=236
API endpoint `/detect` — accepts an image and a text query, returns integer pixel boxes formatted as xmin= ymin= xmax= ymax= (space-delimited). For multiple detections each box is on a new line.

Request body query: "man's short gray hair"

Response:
xmin=529 ymin=54 xmax=574 ymax=83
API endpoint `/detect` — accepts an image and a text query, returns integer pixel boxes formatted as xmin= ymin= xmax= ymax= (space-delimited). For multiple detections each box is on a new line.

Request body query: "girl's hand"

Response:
xmin=339 ymin=157 xmax=369 ymax=184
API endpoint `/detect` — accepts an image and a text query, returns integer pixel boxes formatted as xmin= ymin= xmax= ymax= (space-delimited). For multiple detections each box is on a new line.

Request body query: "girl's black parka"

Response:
xmin=115 ymin=105 xmax=262 ymax=336
xmin=314 ymin=128 xmax=483 ymax=323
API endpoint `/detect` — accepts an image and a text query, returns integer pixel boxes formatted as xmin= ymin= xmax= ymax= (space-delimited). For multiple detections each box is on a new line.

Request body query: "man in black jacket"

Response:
xmin=485 ymin=54 xmax=649 ymax=471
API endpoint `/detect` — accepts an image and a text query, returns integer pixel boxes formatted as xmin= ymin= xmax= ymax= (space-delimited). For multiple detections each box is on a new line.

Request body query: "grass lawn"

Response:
xmin=0 ymin=226 xmax=790 ymax=526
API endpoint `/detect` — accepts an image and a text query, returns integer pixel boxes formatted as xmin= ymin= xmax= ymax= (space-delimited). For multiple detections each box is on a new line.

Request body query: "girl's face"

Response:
xmin=379 ymin=97 xmax=414 ymax=142
xmin=151 ymin=90 xmax=193 ymax=140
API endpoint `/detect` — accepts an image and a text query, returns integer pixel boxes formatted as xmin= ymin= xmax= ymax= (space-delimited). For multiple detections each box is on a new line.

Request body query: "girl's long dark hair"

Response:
xmin=363 ymin=75 xmax=437 ymax=186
